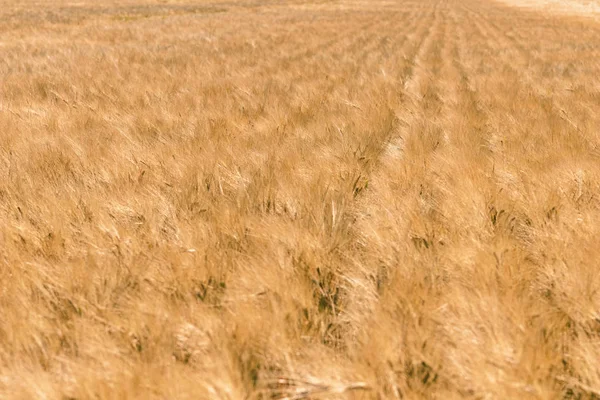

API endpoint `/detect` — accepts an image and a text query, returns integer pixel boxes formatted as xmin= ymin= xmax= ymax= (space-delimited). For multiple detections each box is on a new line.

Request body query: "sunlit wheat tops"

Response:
xmin=1 ymin=0 xmax=600 ymax=398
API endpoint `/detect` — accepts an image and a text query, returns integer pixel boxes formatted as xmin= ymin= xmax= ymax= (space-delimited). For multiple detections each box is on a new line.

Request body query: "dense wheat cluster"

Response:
xmin=2 ymin=0 xmax=600 ymax=398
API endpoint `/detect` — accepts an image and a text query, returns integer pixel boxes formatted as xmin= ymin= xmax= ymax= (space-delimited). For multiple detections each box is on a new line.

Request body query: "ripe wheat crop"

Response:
xmin=1 ymin=0 xmax=600 ymax=398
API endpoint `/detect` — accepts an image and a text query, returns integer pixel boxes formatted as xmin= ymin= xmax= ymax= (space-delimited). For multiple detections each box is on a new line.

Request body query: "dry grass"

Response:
xmin=1 ymin=0 xmax=600 ymax=398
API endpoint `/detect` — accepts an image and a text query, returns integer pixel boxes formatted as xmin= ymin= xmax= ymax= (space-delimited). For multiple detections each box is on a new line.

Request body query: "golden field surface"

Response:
xmin=2 ymin=0 xmax=600 ymax=398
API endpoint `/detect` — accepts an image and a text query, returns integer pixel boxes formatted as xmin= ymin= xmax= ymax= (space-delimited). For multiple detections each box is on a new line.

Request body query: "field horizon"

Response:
xmin=498 ymin=0 xmax=600 ymax=16
xmin=2 ymin=0 xmax=600 ymax=398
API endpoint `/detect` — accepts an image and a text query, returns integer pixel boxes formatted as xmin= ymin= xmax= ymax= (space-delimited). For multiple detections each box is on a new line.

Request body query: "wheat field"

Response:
xmin=1 ymin=0 xmax=600 ymax=398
